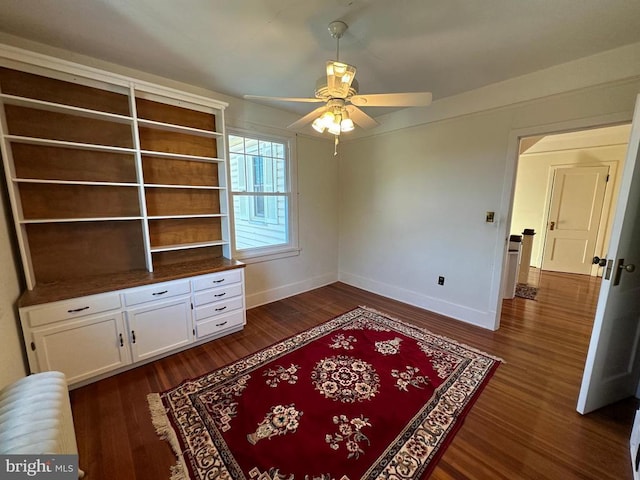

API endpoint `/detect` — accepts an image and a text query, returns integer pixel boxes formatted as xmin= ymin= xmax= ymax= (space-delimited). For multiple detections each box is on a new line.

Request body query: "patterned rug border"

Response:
xmin=515 ymin=283 xmax=538 ymax=300
xmin=361 ymin=306 xmax=505 ymax=363
xmin=148 ymin=306 xmax=503 ymax=480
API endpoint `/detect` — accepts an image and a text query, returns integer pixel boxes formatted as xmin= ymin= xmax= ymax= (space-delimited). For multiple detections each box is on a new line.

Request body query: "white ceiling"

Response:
xmin=1 ymin=0 xmax=640 ymax=119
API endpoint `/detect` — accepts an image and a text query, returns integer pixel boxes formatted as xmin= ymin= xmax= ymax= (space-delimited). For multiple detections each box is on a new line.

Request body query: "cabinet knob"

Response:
xmin=215 ymin=306 xmax=227 ymax=312
xmin=152 ymin=290 xmax=168 ymax=296
xmin=212 ymin=279 xmax=225 ymax=284
xmin=131 ymin=330 xmax=136 ymax=343
xmin=119 ymin=333 xmax=124 ymax=347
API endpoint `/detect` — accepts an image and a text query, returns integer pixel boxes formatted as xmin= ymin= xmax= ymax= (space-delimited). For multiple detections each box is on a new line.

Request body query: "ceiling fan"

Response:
xmin=244 ymin=20 xmax=432 ymax=151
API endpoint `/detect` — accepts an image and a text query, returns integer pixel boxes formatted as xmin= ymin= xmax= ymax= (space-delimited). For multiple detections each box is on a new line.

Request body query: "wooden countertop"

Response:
xmin=19 ymin=257 xmax=245 ymax=308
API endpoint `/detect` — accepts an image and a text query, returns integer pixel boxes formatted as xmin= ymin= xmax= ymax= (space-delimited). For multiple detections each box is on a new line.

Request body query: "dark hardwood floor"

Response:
xmin=70 ymin=271 xmax=636 ymax=479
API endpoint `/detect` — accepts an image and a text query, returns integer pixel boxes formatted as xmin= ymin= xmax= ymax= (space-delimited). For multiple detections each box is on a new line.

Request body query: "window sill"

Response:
xmin=235 ymin=248 xmax=301 ymax=264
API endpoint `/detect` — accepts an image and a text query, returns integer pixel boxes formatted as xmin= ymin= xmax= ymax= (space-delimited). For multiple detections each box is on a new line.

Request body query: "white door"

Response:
xmin=126 ymin=297 xmax=192 ymax=362
xmin=33 ymin=312 xmax=131 ymax=385
xmin=542 ymin=166 xmax=609 ymax=274
xmin=577 ymin=95 xmax=640 ymax=414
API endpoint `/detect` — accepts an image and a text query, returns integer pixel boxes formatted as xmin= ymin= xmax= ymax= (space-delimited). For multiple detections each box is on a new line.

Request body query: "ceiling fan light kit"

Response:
xmin=243 ymin=20 xmax=432 ymax=154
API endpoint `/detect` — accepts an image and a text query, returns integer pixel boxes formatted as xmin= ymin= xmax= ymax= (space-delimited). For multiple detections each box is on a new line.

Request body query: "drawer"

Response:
xmin=194 ymin=296 xmax=244 ymax=321
xmin=26 ymin=292 xmax=122 ymax=328
xmin=193 ymin=283 xmax=243 ymax=307
xmin=195 ymin=309 xmax=244 ymax=339
xmin=124 ymin=280 xmax=190 ymax=306
xmin=192 ymin=269 xmax=242 ymax=292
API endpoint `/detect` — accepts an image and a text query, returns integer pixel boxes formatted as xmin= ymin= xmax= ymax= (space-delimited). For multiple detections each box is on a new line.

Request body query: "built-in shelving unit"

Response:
xmin=0 ymin=57 xmax=230 ymax=290
xmin=1 ymin=47 xmax=246 ymax=388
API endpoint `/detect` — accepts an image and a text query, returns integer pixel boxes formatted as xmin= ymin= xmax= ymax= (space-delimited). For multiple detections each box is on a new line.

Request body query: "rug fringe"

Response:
xmin=358 ymin=305 xmax=505 ymax=363
xmin=147 ymin=393 xmax=190 ymax=480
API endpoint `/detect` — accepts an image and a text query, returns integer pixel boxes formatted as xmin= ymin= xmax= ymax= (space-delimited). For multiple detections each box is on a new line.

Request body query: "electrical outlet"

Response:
xmin=438 ymin=276 xmax=445 ymax=285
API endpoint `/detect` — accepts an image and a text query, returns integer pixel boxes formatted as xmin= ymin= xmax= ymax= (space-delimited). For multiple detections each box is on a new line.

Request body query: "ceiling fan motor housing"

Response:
xmin=315 ymin=76 xmax=359 ymax=100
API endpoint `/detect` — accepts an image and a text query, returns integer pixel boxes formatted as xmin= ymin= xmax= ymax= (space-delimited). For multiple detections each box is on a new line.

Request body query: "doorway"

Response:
xmin=510 ymin=124 xmax=631 ymax=290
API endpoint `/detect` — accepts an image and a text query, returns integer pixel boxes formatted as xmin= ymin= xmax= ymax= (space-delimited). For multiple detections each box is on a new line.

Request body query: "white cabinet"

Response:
xmin=191 ymin=269 xmax=245 ymax=340
xmin=19 ymin=269 xmax=245 ymax=387
xmin=126 ymin=297 xmax=192 ymax=362
xmin=31 ymin=312 xmax=131 ymax=386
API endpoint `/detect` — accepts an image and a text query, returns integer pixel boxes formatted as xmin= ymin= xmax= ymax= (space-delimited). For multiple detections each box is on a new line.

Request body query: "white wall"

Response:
xmin=338 ymin=78 xmax=640 ymax=330
xmin=511 ymin=144 xmax=628 ymax=269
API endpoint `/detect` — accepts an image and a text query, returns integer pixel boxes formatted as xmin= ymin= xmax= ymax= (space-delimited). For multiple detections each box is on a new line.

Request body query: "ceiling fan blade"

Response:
xmin=287 ymin=105 xmax=328 ymax=130
xmin=244 ymin=95 xmax=323 ymax=104
xmin=350 ymin=92 xmax=432 ymax=107
xmin=326 ymin=61 xmax=357 ymax=98
xmin=346 ymin=105 xmax=379 ymax=129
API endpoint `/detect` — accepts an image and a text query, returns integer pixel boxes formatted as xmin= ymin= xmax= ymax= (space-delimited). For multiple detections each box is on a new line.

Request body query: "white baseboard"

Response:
xmin=338 ymin=271 xmax=497 ymax=330
xmin=245 ymin=272 xmax=339 ymax=309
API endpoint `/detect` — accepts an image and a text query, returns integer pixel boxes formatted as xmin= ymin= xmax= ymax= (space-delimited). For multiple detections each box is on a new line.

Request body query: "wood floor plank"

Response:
xmin=70 ymin=270 xmax=636 ymax=479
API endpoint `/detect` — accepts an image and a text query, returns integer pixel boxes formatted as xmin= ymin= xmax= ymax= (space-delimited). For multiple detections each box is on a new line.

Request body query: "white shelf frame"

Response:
xmin=0 ymin=93 xmax=133 ymax=124
xmin=0 ymin=47 xmax=230 ymax=289
xmin=136 ymin=118 xmax=222 ymax=138
xmin=150 ymin=240 xmax=229 ymax=253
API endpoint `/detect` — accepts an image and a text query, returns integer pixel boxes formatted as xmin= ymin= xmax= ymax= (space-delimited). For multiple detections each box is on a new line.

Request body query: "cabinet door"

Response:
xmin=32 ymin=312 xmax=131 ymax=385
xmin=126 ymin=297 xmax=192 ymax=362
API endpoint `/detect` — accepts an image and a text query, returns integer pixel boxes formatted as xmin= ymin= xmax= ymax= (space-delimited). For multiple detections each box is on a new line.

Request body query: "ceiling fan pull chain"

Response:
xmin=334 ymin=135 xmax=339 ymax=156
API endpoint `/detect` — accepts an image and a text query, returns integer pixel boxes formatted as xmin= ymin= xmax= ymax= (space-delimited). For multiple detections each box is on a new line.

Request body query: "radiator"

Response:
xmin=0 ymin=371 xmax=83 ymax=477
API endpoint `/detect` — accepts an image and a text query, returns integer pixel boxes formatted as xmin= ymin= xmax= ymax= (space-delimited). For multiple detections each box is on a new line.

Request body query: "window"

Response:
xmin=228 ymin=130 xmax=298 ymax=261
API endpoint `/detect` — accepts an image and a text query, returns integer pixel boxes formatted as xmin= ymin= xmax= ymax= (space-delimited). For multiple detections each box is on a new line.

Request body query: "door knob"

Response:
xmin=549 ymin=221 xmax=555 ymax=231
xmin=613 ymin=258 xmax=636 ymax=286
xmin=592 ymin=256 xmax=607 ymax=267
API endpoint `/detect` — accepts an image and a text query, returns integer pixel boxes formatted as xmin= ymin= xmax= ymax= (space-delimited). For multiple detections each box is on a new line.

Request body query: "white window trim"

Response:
xmin=227 ymin=127 xmax=299 ymax=264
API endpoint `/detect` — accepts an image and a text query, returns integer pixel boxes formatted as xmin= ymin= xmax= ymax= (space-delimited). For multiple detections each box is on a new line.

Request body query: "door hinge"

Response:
xmin=606 ymin=174 xmax=610 ymax=182
xmin=30 ymin=341 xmax=36 ymax=351
xmin=191 ymin=302 xmax=193 ymax=310
xmin=193 ymin=329 xmax=196 ymax=336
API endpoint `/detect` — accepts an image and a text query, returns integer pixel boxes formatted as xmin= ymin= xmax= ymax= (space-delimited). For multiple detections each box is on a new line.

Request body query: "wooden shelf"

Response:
xmin=20 ymin=217 xmax=144 ymax=224
xmin=150 ymin=240 xmax=228 ymax=253
xmin=5 ymin=105 xmax=134 ymax=148
xmin=135 ymin=97 xmax=216 ymax=131
xmin=142 ymin=155 xmax=220 ymax=186
xmin=25 ymin=220 xmax=147 ymax=284
xmin=19 ymin=183 xmax=141 ymax=220
xmin=18 ymin=257 xmax=244 ymax=308
xmin=14 ymin=178 xmax=139 ymax=187
xmin=147 ymin=214 xmax=226 ymax=220
xmin=0 ymin=64 xmax=230 ymax=289
xmin=152 ymin=246 xmax=224 ymax=267
xmin=0 ymin=94 xmax=133 ymax=124
xmin=10 ymin=143 xmax=137 ymax=183
xmin=0 ymin=67 xmax=131 ymax=115
xmin=145 ymin=188 xmax=220 ymax=217
xmin=136 ymin=118 xmax=220 ymax=138
xmin=139 ymin=149 xmax=223 ymax=163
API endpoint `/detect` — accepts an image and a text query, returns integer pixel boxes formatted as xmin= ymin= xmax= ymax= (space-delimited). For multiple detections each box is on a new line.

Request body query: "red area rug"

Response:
xmin=148 ymin=306 xmax=501 ymax=480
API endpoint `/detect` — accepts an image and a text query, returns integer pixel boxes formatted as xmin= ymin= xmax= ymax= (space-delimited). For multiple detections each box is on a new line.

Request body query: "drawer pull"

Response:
xmin=131 ymin=330 xmax=136 ymax=344
xmin=215 ymin=321 xmax=228 ymax=327
xmin=214 ymin=292 xmax=226 ymax=298
xmin=119 ymin=333 xmax=124 ymax=347
xmin=215 ymin=306 xmax=227 ymax=312
xmin=152 ymin=290 xmax=168 ymax=296
xmin=212 ymin=278 xmax=225 ymax=284
xmin=67 ymin=306 xmax=90 ymax=313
